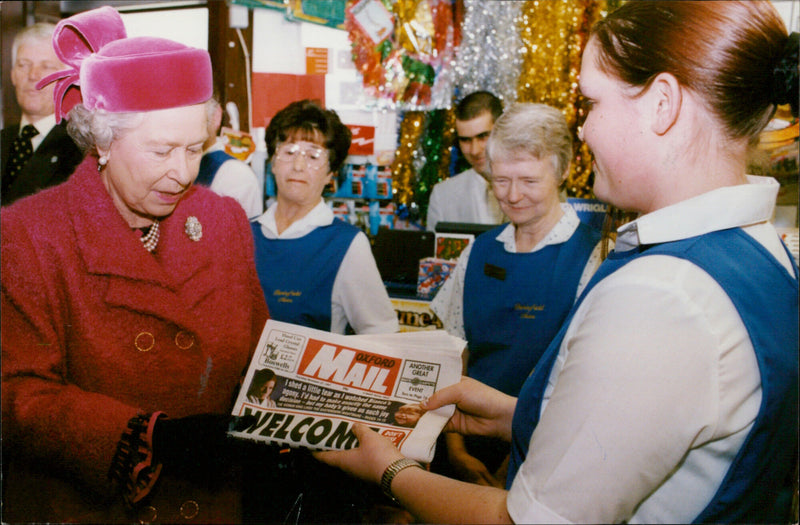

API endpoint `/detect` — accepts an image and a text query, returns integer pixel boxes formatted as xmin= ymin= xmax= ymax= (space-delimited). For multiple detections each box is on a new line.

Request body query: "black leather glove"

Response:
xmin=151 ymin=413 xmax=256 ymax=478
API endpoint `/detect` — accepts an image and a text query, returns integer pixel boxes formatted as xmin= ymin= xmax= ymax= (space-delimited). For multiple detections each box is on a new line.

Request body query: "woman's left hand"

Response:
xmin=313 ymin=423 xmax=405 ymax=484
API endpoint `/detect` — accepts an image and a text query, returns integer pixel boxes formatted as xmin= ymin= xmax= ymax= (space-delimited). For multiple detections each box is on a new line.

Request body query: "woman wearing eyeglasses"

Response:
xmin=247 ymin=99 xmax=400 ymax=523
xmin=251 ymin=99 xmax=398 ymax=336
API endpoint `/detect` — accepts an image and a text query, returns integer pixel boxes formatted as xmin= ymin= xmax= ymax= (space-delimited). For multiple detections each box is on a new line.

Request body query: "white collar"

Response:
xmin=616 ymin=176 xmax=779 ymax=251
xmin=21 ymin=113 xmax=57 ymax=138
xmin=256 ymin=198 xmax=332 ymax=239
xmin=495 ymin=203 xmax=581 ymax=253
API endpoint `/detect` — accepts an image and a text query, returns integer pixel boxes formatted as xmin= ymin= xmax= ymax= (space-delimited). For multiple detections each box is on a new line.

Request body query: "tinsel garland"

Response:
xmin=516 ymin=0 xmax=607 ymax=198
xmin=437 ymin=108 xmax=457 ymax=180
xmin=415 ymin=108 xmax=456 ymax=220
xmin=391 ymin=107 xmax=456 ymax=216
xmin=391 ymin=111 xmax=426 ymax=206
xmin=453 ymin=0 xmax=524 ymax=104
xmin=386 ymin=0 xmax=620 ymax=214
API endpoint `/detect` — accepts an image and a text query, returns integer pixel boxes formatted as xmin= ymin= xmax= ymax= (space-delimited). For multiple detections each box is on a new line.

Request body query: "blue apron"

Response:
xmin=464 ymin=222 xmax=600 ymax=396
xmin=251 ymin=218 xmax=359 ymax=331
xmin=196 ymin=150 xmax=234 ymax=187
xmin=507 ymin=228 xmax=799 ymax=522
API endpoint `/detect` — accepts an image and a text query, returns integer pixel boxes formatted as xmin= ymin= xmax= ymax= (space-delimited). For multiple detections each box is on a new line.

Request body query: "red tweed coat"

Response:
xmin=1 ymin=157 xmax=269 ymax=523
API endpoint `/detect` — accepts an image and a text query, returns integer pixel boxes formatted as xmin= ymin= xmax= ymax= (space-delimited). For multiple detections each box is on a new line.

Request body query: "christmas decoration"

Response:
xmin=346 ymin=0 xmax=457 ymax=110
xmin=415 ymin=108 xmax=456 ymax=219
xmin=453 ymin=0 xmax=524 ymax=105
xmin=516 ymin=0 xmax=607 ymax=198
xmin=391 ymin=111 xmax=426 ymax=205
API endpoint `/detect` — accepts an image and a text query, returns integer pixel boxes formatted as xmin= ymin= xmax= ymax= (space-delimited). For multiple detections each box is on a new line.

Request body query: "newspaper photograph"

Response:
xmin=229 ymin=320 xmax=466 ymax=463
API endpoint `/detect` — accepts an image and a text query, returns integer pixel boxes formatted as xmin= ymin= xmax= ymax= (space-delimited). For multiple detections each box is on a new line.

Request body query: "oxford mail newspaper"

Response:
xmin=229 ymin=319 xmax=465 ymax=462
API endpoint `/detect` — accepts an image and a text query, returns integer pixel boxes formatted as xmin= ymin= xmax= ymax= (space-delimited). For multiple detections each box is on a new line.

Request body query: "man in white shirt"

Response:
xmin=426 ymin=91 xmax=505 ymax=231
xmin=1 ymin=23 xmax=83 ymax=205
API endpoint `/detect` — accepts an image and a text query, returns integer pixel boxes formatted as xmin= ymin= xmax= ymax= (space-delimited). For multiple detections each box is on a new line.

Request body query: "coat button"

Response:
xmin=180 ymin=500 xmax=199 ymax=520
xmin=135 ymin=332 xmax=155 ymax=352
xmin=138 ymin=505 xmax=157 ymax=524
xmin=175 ymin=330 xmax=195 ymax=349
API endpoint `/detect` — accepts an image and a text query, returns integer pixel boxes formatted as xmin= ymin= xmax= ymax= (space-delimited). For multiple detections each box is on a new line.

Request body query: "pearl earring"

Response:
xmin=97 ymin=156 xmax=108 ymax=172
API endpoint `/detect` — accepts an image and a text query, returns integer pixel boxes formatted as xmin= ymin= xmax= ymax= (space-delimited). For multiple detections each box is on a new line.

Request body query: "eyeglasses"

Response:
xmin=274 ymin=142 xmax=329 ymax=171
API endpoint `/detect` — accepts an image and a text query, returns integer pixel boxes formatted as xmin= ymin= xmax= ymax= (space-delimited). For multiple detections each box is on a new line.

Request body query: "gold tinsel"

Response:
xmin=516 ymin=0 xmax=607 ymax=198
xmin=392 ymin=111 xmax=426 ymax=205
xmin=395 ymin=0 xmax=432 ymax=57
xmin=438 ymin=107 xmax=457 ymax=179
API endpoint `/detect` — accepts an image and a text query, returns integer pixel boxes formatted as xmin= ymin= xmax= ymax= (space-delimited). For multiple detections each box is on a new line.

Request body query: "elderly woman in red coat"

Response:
xmin=1 ymin=7 xmax=269 ymax=523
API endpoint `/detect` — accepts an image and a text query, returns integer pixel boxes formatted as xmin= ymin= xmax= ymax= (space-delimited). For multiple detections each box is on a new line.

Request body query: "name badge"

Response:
xmin=484 ymin=263 xmax=506 ymax=281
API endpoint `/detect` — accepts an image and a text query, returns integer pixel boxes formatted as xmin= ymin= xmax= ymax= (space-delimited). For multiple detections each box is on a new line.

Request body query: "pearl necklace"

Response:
xmin=140 ymin=221 xmax=160 ymax=252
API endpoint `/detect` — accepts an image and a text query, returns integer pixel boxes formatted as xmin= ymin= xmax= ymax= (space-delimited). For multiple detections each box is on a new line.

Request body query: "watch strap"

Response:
xmin=380 ymin=457 xmax=422 ymax=503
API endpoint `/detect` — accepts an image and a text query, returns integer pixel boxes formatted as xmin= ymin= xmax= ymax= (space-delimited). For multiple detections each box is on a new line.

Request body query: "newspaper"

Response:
xmin=229 ymin=320 xmax=466 ymax=463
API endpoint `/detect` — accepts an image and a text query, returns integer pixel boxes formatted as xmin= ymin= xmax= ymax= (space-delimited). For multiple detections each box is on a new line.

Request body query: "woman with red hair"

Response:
xmin=316 ymin=2 xmax=799 ymax=522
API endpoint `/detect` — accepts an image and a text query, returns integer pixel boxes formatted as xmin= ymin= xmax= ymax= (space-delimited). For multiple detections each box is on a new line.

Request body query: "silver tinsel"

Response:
xmin=453 ymin=0 xmax=525 ymax=105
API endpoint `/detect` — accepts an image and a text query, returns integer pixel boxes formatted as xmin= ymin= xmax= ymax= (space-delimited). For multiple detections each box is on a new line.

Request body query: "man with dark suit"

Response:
xmin=1 ymin=23 xmax=83 ymax=206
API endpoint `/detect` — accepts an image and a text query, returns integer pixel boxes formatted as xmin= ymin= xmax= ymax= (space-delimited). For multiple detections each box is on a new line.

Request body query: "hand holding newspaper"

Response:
xmin=229 ymin=320 xmax=466 ymax=463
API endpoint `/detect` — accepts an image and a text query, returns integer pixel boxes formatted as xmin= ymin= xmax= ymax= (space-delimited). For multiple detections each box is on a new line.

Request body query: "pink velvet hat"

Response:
xmin=37 ymin=6 xmax=212 ymax=121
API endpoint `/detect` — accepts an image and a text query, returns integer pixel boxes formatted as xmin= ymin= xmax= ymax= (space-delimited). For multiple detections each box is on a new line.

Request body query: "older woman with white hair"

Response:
xmin=1 ymin=7 xmax=268 ymax=523
xmin=430 ymin=102 xmax=604 ymax=488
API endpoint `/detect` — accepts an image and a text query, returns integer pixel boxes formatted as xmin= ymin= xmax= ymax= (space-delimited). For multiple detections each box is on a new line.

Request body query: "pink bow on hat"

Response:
xmin=36 ymin=6 xmax=127 ymax=122
xmin=37 ymin=5 xmax=213 ymax=122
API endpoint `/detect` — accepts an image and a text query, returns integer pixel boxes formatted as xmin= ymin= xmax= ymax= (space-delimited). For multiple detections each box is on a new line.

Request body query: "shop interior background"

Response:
xmin=2 ymin=0 xmax=798 ymax=233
